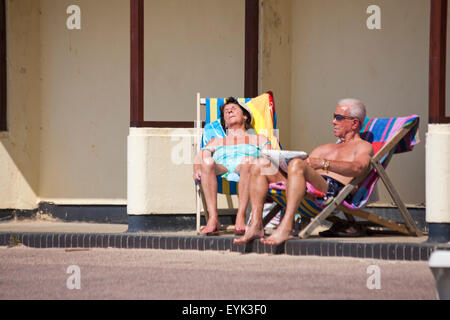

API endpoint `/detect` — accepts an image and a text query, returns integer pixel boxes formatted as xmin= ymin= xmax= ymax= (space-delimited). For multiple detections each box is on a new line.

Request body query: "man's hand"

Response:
xmin=306 ymin=157 xmax=324 ymax=170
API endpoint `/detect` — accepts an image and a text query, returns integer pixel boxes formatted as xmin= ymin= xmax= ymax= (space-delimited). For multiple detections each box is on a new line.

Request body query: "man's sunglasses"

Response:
xmin=333 ymin=113 xmax=356 ymax=121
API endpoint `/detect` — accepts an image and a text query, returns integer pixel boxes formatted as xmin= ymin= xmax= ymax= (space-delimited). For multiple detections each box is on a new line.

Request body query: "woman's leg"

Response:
xmin=234 ymin=157 xmax=286 ymax=244
xmin=234 ymin=157 xmax=256 ymax=232
xmin=200 ymin=157 xmax=227 ymax=234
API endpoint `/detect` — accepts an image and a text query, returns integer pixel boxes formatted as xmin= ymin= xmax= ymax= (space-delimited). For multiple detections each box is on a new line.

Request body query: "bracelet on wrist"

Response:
xmin=323 ymin=159 xmax=330 ymax=173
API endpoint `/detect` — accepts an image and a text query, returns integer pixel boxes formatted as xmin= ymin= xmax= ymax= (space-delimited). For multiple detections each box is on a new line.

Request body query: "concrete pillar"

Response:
xmin=426 ymin=124 xmax=450 ymax=243
xmin=127 ymin=127 xmax=197 ymax=232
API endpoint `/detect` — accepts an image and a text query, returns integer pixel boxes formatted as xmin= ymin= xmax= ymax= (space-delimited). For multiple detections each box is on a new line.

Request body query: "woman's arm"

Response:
xmin=193 ymin=138 xmax=217 ymax=182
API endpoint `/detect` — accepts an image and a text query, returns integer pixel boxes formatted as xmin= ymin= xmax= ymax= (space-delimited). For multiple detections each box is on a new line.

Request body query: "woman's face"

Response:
xmin=223 ymin=103 xmax=247 ymax=127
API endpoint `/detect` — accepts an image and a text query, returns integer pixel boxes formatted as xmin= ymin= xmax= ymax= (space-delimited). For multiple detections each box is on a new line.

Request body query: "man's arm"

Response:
xmin=307 ymin=142 xmax=373 ymax=178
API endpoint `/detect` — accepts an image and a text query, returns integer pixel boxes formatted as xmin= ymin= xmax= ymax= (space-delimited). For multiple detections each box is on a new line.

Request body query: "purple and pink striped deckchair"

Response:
xmin=266 ymin=115 xmax=423 ymax=238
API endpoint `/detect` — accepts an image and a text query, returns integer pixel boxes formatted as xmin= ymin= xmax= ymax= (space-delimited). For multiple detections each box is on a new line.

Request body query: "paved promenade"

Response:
xmin=0 ymin=246 xmax=437 ymax=300
xmin=1 ymin=219 xmax=446 ymax=301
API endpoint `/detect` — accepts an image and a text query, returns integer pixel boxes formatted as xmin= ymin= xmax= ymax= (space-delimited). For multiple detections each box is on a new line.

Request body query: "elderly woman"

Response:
xmin=193 ymin=97 xmax=272 ymax=236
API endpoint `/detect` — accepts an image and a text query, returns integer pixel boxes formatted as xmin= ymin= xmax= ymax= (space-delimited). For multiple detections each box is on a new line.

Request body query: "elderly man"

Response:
xmin=234 ymin=99 xmax=373 ymax=245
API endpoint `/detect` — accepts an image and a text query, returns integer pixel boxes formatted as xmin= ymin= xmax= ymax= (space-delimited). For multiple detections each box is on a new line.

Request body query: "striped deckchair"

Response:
xmin=195 ymin=92 xmax=281 ymax=234
xmin=266 ymin=115 xmax=424 ymax=239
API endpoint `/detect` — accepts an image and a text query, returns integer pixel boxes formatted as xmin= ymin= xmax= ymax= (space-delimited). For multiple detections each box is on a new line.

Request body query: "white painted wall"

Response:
xmin=127 ymin=128 xmax=238 ymax=214
xmin=426 ymin=124 xmax=450 ymax=223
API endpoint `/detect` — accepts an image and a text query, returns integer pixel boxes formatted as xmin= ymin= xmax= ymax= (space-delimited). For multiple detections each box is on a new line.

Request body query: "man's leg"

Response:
xmin=200 ymin=157 xmax=227 ymax=234
xmin=234 ymin=158 xmax=285 ymax=244
xmin=262 ymin=158 xmax=328 ymax=245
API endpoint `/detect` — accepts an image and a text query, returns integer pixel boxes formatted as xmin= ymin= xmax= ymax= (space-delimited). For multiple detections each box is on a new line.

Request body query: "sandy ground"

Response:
xmin=0 ymin=246 xmax=437 ymax=300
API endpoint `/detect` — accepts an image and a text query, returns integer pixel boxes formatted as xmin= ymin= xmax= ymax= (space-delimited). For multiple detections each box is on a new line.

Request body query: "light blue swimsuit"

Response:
xmin=202 ymin=142 xmax=271 ymax=182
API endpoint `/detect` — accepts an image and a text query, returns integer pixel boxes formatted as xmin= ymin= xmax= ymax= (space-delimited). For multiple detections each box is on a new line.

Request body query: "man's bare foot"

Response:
xmin=261 ymin=227 xmax=293 ymax=246
xmin=233 ymin=224 xmax=264 ymax=244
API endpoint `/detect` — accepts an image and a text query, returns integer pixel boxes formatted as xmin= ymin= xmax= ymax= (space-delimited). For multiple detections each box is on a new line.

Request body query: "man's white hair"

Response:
xmin=338 ymin=98 xmax=366 ymax=129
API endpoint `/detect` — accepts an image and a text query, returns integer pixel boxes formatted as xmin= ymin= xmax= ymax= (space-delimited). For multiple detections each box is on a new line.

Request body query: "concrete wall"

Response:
xmin=145 ymin=0 xmax=245 ymax=121
xmin=0 ymin=0 xmax=432 ymax=212
xmin=260 ymin=0 xmax=292 ymax=149
xmin=128 ymin=128 xmax=239 ymax=214
xmin=39 ymin=0 xmax=129 ymax=204
xmin=37 ymin=0 xmax=244 ymax=205
xmin=0 ymin=0 xmax=245 ymax=209
xmin=289 ymin=0 xmax=429 ymax=205
xmin=0 ymin=0 xmax=41 ymax=210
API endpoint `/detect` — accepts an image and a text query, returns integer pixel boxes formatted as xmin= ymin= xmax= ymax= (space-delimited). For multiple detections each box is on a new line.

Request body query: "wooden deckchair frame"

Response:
xmin=264 ymin=118 xmax=423 ymax=239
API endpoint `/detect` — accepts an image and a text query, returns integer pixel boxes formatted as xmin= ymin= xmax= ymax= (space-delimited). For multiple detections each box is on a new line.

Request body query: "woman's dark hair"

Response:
xmin=220 ymin=97 xmax=252 ymax=131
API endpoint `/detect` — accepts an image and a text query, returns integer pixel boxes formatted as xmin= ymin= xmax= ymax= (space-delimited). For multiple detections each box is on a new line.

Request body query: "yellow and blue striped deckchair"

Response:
xmin=202 ymin=97 xmax=250 ymax=196
xmin=266 ymin=115 xmax=423 ymax=239
xmin=195 ymin=92 xmax=280 ymax=233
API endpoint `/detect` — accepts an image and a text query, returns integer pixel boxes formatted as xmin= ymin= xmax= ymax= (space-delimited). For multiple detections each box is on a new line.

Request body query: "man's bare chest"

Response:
xmin=324 ymin=143 xmax=357 ymax=162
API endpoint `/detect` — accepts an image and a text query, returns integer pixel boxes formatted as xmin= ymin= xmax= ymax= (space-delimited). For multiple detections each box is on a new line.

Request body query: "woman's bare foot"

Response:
xmin=201 ymin=219 xmax=221 ymax=235
xmin=234 ymin=212 xmax=247 ymax=234
xmin=234 ymin=220 xmax=247 ymax=235
xmin=261 ymin=227 xmax=293 ymax=246
xmin=233 ymin=223 xmax=264 ymax=244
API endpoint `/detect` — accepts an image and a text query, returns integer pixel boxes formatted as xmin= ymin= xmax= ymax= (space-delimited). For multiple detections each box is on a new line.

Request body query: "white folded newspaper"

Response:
xmin=261 ymin=150 xmax=308 ymax=172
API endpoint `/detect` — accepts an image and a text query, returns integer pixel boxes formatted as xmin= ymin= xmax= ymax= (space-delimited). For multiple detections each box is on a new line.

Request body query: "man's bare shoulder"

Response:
xmin=355 ymin=139 xmax=374 ymax=156
xmin=357 ymin=139 xmax=373 ymax=149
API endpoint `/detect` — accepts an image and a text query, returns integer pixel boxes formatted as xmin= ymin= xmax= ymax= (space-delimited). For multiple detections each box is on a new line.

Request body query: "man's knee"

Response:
xmin=288 ymin=158 xmax=307 ymax=175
